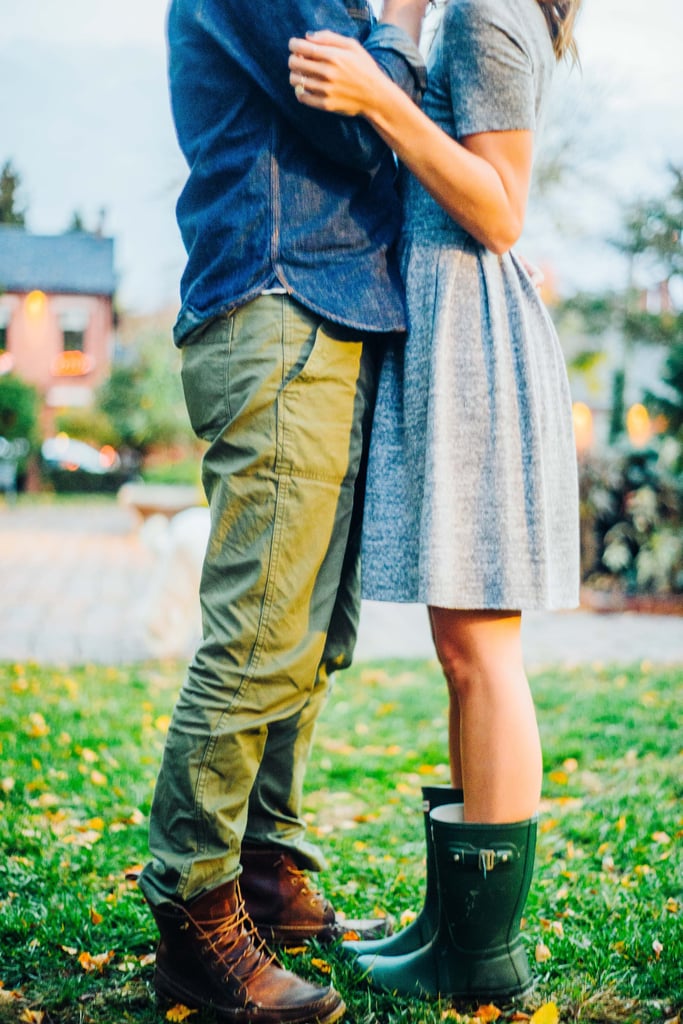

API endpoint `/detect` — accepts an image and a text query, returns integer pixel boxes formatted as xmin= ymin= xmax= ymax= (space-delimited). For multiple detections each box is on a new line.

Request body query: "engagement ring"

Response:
xmin=295 ymin=73 xmax=306 ymax=97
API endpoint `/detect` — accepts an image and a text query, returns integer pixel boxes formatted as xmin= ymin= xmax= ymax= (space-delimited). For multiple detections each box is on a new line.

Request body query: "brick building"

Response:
xmin=0 ymin=226 xmax=116 ymax=421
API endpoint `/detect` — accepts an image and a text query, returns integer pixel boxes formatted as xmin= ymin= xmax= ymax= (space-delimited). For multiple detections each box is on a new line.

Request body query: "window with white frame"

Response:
xmin=60 ymin=308 xmax=89 ymax=352
xmin=0 ymin=307 xmax=9 ymax=352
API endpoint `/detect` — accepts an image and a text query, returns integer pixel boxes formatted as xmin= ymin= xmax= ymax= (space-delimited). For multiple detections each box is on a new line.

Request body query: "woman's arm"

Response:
xmin=288 ymin=31 xmax=533 ymax=254
xmin=380 ymin=0 xmax=430 ymax=45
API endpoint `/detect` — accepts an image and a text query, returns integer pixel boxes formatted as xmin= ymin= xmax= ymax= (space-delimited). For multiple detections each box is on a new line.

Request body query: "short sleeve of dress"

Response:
xmin=443 ymin=0 xmax=536 ymax=139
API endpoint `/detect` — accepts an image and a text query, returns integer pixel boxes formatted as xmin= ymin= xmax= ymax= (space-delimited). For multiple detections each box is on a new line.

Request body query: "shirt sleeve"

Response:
xmin=443 ymin=0 xmax=536 ymax=139
xmin=189 ymin=0 xmax=425 ymax=171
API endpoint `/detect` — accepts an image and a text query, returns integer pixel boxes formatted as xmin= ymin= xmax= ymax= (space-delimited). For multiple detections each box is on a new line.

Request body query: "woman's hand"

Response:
xmin=288 ymin=31 xmax=389 ymax=116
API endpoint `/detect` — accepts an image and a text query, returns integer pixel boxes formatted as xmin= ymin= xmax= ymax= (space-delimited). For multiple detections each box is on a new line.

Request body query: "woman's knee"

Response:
xmin=430 ymin=607 xmax=523 ymax=696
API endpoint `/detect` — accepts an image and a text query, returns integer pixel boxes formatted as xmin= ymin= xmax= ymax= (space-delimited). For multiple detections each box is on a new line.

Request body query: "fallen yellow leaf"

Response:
xmin=534 ymin=942 xmax=552 ymax=963
xmin=400 ymin=908 xmax=418 ymax=927
xmin=166 ymin=1005 xmax=197 ymax=1022
xmin=530 ymin=1002 xmax=559 ymax=1024
xmin=19 ymin=1010 xmax=45 ymax=1024
xmin=78 ymin=950 xmax=115 ymax=973
xmin=26 ymin=713 xmax=50 ymax=738
xmin=311 ymin=958 xmax=331 ymax=974
xmin=0 ymin=989 xmax=23 ymax=1005
xmin=474 ymin=1005 xmax=501 ymax=1022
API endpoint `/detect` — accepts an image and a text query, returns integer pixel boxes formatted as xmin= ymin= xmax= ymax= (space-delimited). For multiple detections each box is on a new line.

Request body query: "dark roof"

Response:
xmin=0 ymin=226 xmax=116 ymax=296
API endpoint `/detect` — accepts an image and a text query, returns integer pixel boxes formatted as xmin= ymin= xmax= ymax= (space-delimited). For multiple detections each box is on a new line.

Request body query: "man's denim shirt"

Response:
xmin=168 ymin=0 xmax=426 ymax=344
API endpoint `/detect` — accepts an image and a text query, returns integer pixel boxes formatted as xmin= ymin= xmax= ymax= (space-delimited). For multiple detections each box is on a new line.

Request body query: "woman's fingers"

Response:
xmin=289 ymin=31 xmax=358 ymax=57
xmin=287 ymin=32 xmax=378 ymax=112
xmin=288 ymin=56 xmax=329 ymax=107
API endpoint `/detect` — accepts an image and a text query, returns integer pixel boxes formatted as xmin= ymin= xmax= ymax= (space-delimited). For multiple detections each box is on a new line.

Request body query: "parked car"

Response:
xmin=41 ymin=434 xmax=139 ymax=493
xmin=0 ymin=436 xmax=30 ymax=498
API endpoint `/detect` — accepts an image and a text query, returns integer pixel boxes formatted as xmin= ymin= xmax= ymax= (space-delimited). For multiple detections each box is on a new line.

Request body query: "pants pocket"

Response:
xmin=279 ymin=321 xmax=366 ymax=484
xmin=180 ymin=314 xmax=233 ymax=441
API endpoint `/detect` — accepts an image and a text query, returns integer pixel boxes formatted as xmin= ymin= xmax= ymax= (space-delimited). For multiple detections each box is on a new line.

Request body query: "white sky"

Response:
xmin=576 ymin=0 xmax=682 ymax=107
xmin=3 ymin=3 xmax=168 ymax=48
xmin=1 ymin=0 xmax=682 ymax=310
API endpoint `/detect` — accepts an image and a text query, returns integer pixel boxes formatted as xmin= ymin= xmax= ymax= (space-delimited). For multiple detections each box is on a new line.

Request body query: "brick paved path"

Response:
xmin=1 ymin=501 xmax=681 ymax=667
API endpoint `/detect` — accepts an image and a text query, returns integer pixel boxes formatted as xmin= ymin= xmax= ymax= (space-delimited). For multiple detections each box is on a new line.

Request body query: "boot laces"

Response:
xmin=193 ymin=895 xmax=277 ymax=982
xmin=285 ymin=861 xmax=332 ymax=913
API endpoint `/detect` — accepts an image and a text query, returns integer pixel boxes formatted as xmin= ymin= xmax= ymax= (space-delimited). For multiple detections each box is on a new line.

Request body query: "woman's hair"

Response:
xmin=535 ymin=0 xmax=582 ymax=61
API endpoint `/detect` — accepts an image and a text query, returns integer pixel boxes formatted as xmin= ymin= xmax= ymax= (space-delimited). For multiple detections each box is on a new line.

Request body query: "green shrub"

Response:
xmin=0 ymin=372 xmax=39 ymax=446
xmin=580 ymin=441 xmax=683 ymax=594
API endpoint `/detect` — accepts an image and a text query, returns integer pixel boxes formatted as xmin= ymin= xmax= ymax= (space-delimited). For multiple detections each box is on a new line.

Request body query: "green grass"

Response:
xmin=0 ymin=659 xmax=681 ymax=1024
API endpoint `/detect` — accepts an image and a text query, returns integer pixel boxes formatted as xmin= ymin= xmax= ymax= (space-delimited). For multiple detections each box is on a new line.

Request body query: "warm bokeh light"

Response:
xmin=52 ymin=351 xmax=93 ymax=377
xmin=572 ymin=401 xmax=593 ymax=454
xmin=0 ymin=352 xmax=14 ymax=375
xmin=25 ymin=290 xmax=47 ymax=319
xmin=99 ymin=445 xmax=118 ymax=469
xmin=626 ymin=403 xmax=652 ymax=449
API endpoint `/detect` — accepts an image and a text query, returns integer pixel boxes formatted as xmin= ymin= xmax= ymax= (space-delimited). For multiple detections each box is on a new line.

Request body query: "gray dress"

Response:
xmin=361 ymin=0 xmax=580 ymax=610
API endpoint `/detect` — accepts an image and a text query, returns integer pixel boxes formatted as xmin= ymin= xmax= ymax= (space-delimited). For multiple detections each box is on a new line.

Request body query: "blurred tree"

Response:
xmin=0 ymin=373 xmax=39 ymax=443
xmin=645 ymin=328 xmax=683 ymax=467
xmin=0 ymin=160 xmax=26 ymax=226
xmin=67 ymin=210 xmax=87 ymax=232
xmin=553 ymin=164 xmax=683 ymax=443
xmin=616 ymin=164 xmax=683 ymax=283
xmin=96 ymin=327 xmax=193 ymax=455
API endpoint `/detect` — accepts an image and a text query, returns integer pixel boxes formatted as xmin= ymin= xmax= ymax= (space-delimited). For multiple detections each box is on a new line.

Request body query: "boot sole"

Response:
xmin=155 ymin=969 xmax=346 ymax=1024
xmin=257 ymin=920 xmax=393 ymax=947
xmin=367 ymin=972 xmax=535 ymax=1006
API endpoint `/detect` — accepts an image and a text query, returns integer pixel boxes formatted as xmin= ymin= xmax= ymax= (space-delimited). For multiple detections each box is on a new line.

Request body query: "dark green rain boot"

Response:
xmin=356 ymin=806 xmax=537 ymax=1003
xmin=343 ymin=786 xmax=463 ymax=958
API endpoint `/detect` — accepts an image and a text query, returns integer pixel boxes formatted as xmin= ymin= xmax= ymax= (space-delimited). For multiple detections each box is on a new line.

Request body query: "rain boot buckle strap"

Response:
xmin=450 ymin=844 xmax=517 ymax=878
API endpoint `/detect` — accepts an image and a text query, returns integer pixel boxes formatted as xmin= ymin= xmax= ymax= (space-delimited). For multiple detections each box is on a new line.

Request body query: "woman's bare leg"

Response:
xmin=429 ymin=609 xmax=464 ymax=790
xmin=429 ymin=607 xmax=542 ymax=823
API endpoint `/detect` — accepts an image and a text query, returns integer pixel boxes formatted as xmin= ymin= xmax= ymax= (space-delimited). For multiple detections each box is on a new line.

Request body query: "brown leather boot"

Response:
xmin=240 ymin=845 xmax=394 ymax=945
xmin=148 ymin=879 xmax=345 ymax=1024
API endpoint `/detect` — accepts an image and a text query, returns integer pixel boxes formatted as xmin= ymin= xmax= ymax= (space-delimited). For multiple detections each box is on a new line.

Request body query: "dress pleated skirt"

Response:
xmin=361 ymin=234 xmax=581 ymax=611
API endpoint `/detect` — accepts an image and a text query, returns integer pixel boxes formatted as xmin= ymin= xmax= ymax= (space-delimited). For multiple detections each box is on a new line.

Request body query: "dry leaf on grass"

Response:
xmin=19 ymin=1010 xmax=46 ymax=1024
xmin=475 ymin=1005 xmax=502 ymax=1022
xmin=310 ymin=957 xmax=331 ymax=974
xmin=0 ymin=988 xmax=23 ymax=1005
xmin=77 ymin=950 xmax=115 ymax=973
xmin=535 ymin=941 xmax=552 ymax=963
xmin=530 ymin=1003 xmax=560 ymax=1024
xmin=165 ymin=1005 xmax=198 ymax=1022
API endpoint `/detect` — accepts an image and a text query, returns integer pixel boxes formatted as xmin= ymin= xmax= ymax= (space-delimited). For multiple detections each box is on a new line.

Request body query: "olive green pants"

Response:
xmin=139 ymin=295 xmax=378 ymax=905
